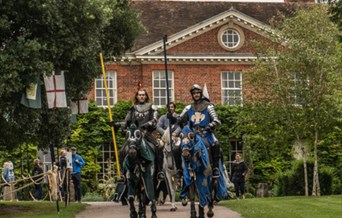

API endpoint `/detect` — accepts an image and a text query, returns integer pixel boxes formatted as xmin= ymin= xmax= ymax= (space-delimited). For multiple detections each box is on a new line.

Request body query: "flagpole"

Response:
xmin=99 ymin=52 xmax=121 ymax=178
xmin=163 ymin=35 xmax=173 ymax=150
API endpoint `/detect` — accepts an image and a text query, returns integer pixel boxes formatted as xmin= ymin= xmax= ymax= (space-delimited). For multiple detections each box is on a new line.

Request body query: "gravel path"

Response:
xmin=75 ymin=201 xmax=242 ymax=218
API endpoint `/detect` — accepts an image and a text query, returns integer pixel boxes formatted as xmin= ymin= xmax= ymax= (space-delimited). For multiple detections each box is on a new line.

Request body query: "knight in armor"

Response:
xmin=119 ymin=89 xmax=162 ymax=180
xmin=179 ymin=84 xmax=221 ymax=178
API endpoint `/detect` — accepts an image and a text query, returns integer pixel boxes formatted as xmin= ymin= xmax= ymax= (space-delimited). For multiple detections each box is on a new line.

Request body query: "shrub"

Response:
xmin=275 ymin=160 xmax=333 ymax=196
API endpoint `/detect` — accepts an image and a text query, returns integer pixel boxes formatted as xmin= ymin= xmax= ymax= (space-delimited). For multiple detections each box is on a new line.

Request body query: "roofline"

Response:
xmin=130 ymin=8 xmax=273 ymax=56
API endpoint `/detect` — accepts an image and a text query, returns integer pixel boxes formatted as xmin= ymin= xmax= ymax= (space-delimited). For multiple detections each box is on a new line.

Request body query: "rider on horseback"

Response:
xmin=179 ymin=84 xmax=221 ymax=178
xmin=119 ymin=89 xmax=162 ymax=180
xmin=156 ymin=102 xmax=182 ymax=179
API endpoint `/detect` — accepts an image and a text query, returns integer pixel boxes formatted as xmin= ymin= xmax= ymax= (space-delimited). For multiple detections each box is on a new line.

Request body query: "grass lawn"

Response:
xmin=220 ymin=195 xmax=342 ymax=218
xmin=0 ymin=201 xmax=85 ymax=218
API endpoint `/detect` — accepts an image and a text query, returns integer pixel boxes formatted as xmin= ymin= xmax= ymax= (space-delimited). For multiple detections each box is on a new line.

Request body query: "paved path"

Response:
xmin=76 ymin=201 xmax=241 ymax=218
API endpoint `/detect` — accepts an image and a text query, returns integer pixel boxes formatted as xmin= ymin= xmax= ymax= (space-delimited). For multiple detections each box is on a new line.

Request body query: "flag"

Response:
xmin=70 ymin=99 xmax=88 ymax=114
xmin=203 ymin=83 xmax=210 ymax=101
xmin=44 ymin=74 xmax=67 ymax=109
xmin=20 ymin=79 xmax=42 ymax=109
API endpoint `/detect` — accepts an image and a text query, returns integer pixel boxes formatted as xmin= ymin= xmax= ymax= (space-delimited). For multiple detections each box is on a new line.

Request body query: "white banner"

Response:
xmin=44 ymin=74 xmax=67 ymax=109
xmin=71 ymin=100 xmax=89 ymax=114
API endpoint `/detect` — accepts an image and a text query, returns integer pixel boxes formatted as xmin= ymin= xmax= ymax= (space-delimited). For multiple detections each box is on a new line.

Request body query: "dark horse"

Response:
xmin=179 ymin=125 xmax=227 ymax=218
xmin=122 ymin=123 xmax=157 ymax=218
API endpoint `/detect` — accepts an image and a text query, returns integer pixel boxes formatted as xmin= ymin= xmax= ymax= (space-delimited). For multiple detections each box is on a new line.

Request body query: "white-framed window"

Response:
xmin=288 ymin=72 xmax=308 ymax=106
xmin=222 ymin=29 xmax=240 ymax=48
xmin=152 ymin=70 xmax=174 ymax=107
xmin=221 ymin=71 xmax=242 ymax=106
xmin=218 ymin=25 xmax=245 ymax=51
xmin=97 ymin=143 xmax=115 ymax=180
xmin=95 ymin=71 xmax=117 ymax=107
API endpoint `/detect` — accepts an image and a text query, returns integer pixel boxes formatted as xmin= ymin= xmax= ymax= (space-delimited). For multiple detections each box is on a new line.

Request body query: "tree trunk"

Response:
xmin=302 ymin=147 xmax=309 ymax=196
xmin=312 ymin=131 xmax=321 ymax=196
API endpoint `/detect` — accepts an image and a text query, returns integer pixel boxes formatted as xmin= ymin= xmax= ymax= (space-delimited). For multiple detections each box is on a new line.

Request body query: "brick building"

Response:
xmin=89 ymin=0 xmax=318 ymax=175
xmin=90 ymin=0 xmax=316 ymax=108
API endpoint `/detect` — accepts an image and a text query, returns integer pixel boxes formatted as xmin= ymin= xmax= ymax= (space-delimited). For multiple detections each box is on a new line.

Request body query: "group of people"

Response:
xmin=116 ymin=83 xmax=249 ymax=201
xmin=1 ymin=148 xmax=85 ymax=203
xmin=57 ymin=147 xmax=85 ymax=203
xmin=115 ymin=84 xmax=241 ymax=195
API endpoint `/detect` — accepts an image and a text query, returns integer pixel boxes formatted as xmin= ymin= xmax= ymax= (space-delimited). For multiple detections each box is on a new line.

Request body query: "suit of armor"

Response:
xmin=179 ymin=84 xmax=221 ymax=177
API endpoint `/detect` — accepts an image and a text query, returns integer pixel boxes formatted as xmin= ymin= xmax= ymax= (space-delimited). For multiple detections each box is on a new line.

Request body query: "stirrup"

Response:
xmin=212 ymin=168 xmax=219 ymax=178
xmin=157 ymin=172 xmax=165 ymax=181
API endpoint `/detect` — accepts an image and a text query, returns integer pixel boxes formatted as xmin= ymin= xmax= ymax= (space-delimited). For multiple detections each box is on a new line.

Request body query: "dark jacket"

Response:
xmin=231 ymin=161 xmax=248 ymax=183
xmin=32 ymin=165 xmax=44 ymax=182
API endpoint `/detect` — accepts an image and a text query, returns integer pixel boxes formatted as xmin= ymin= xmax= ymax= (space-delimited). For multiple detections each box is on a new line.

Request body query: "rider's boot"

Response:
xmin=212 ymin=141 xmax=221 ymax=178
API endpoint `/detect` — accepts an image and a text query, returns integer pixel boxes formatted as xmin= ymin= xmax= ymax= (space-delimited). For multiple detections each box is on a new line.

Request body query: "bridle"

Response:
xmin=126 ymin=124 xmax=143 ymax=159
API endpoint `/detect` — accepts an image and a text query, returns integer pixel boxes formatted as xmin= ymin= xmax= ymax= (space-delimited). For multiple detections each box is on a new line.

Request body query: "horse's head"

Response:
xmin=126 ymin=123 xmax=143 ymax=159
xmin=179 ymin=125 xmax=197 ymax=162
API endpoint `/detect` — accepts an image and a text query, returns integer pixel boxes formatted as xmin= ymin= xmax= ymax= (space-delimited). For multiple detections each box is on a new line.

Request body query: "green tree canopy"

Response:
xmin=0 ymin=0 xmax=143 ymax=150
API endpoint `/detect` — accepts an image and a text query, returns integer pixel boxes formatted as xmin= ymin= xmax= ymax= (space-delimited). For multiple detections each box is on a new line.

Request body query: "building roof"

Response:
xmin=129 ymin=0 xmax=313 ymax=52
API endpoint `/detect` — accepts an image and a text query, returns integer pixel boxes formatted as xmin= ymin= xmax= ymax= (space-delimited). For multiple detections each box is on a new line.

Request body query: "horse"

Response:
xmin=156 ymin=127 xmax=180 ymax=211
xmin=179 ymin=125 xmax=228 ymax=218
xmin=122 ymin=123 xmax=157 ymax=218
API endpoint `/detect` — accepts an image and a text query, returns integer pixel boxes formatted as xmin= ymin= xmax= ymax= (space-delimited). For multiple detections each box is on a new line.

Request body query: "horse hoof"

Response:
xmin=151 ymin=214 xmax=157 ymax=218
xmin=130 ymin=211 xmax=138 ymax=218
xmin=207 ymin=211 xmax=214 ymax=217
xmin=170 ymin=207 xmax=177 ymax=211
xmin=181 ymin=198 xmax=188 ymax=206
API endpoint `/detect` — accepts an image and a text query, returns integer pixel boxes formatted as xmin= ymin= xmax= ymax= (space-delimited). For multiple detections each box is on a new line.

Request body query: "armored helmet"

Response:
xmin=190 ymin=84 xmax=203 ymax=94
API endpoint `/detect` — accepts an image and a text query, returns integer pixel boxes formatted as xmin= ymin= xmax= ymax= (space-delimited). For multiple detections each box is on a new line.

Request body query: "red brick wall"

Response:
xmin=89 ymin=24 xmax=271 ymax=105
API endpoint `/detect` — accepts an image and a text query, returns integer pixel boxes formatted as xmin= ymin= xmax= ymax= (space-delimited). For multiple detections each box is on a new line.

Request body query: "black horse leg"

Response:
xmin=129 ymin=196 xmax=137 ymax=218
xmin=207 ymin=200 xmax=214 ymax=218
xmin=138 ymin=191 xmax=146 ymax=218
xmin=150 ymin=200 xmax=157 ymax=218
xmin=189 ymin=183 xmax=197 ymax=218
xmin=198 ymin=204 xmax=205 ymax=218
xmin=207 ymin=178 xmax=217 ymax=218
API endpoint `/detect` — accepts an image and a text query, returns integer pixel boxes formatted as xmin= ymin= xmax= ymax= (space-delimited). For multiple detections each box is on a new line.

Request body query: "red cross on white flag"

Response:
xmin=44 ymin=73 xmax=67 ymax=109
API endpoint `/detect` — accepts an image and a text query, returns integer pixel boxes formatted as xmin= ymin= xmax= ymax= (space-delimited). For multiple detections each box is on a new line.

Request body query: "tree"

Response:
xmin=0 ymin=0 xmax=143 ymax=150
xmin=245 ymin=5 xmax=342 ymax=196
xmin=329 ymin=0 xmax=342 ymax=42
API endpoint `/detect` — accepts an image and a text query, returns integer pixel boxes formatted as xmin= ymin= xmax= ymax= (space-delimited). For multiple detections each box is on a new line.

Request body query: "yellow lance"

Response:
xmin=99 ymin=52 xmax=121 ymax=177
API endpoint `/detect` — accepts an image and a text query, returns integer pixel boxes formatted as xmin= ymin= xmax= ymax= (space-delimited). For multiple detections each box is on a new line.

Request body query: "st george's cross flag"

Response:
xmin=70 ymin=99 xmax=88 ymax=114
xmin=44 ymin=74 xmax=67 ymax=109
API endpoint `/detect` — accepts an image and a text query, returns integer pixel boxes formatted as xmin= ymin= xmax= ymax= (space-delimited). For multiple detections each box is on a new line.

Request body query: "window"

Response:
xmin=97 ymin=143 xmax=115 ymax=180
xmin=218 ymin=25 xmax=245 ymax=51
xmin=95 ymin=71 xmax=117 ymax=107
xmin=222 ymin=29 xmax=240 ymax=48
xmin=288 ymin=72 xmax=308 ymax=106
xmin=152 ymin=71 xmax=174 ymax=106
xmin=221 ymin=71 xmax=242 ymax=105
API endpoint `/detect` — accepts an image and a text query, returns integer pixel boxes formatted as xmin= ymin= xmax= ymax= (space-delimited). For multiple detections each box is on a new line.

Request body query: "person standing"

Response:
xmin=32 ymin=159 xmax=44 ymax=200
xmin=59 ymin=149 xmax=68 ymax=199
xmin=231 ymin=153 xmax=248 ymax=199
xmin=71 ymin=147 xmax=85 ymax=203
xmin=179 ymin=84 xmax=222 ymax=177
